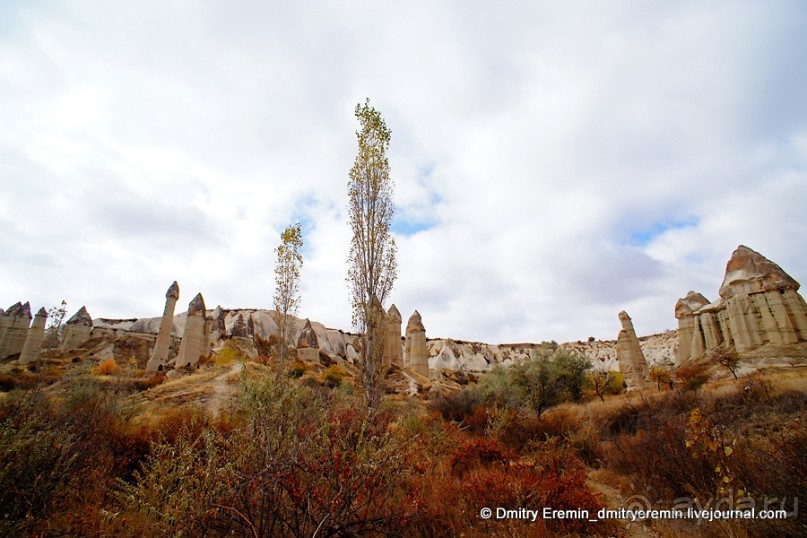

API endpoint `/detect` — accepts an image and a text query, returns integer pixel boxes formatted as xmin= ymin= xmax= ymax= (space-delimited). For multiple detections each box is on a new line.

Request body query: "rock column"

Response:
xmin=674 ymin=291 xmax=709 ymax=364
xmin=616 ymin=311 xmax=649 ymax=390
xmin=383 ymin=304 xmax=403 ymax=368
xmin=0 ymin=305 xmax=12 ymax=356
xmin=19 ymin=308 xmax=48 ymax=364
xmin=175 ymin=292 xmax=207 ymax=369
xmin=405 ymin=310 xmax=429 ymax=377
xmin=1 ymin=302 xmax=32 ymax=360
xmin=62 ymin=306 xmax=93 ymax=350
xmin=147 ymin=281 xmax=180 ymax=372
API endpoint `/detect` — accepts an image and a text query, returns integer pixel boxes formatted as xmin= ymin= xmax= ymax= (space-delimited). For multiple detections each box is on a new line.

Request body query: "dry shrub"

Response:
xmin=429 ymin=387 xmax=483 ymax=425
xmin=0 ymin=375 xmax=16 ymax=392
xmin=287 ymin=361 xmax=307 ymax=378
xmin=675 ymin=361 xmax=710 ymax=391
xmin=93 ymin=357 xmax=121 ymax=376
xmin=131 ymin=374 xmax=165 ymax=392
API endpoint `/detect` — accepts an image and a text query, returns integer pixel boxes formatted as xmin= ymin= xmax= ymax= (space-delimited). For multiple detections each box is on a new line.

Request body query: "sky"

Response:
xmin=1 ymin=1 xmax=806 ymax=344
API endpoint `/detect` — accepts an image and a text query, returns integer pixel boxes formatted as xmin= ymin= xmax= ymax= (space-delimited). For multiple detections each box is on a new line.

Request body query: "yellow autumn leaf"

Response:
xmin=724 ymin=446 xmax=733 ymax=457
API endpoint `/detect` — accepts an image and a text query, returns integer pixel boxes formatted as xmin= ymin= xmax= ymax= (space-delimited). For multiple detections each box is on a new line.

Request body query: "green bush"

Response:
xmin=479 ymin=348 xmax=592 ymax=416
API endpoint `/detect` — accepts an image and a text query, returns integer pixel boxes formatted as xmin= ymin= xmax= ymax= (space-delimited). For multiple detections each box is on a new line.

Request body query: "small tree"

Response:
xmin=46 ymin=300 xmax=68 ymax=352
xmin=648 ymin=365 xmax=672 ymax=391
xmin=346 ymin=99 xmax=398 ymax=409
xmin=586 ymin=370 xmax=622 ymax=402
xmin=273 ymin=223 xmax=303 ymax=363
xmin=712 ymin=346 xmax=741 ymax=380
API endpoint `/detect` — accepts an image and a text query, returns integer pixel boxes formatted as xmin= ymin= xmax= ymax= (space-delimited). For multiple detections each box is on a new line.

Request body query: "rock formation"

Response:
xmin=175 ymin=293 xmax=208 ymax=369
xmin=383 ymin=304 xmax=403 ymax=368
xmin=62 ymin=306 xmax=93 ymax=350
xmin=146 ymin=281 xmax=180 ymax=372
xmin=616 ymin=311 xmax=649 ymax=389
xmin=0 ymin=302 xmax=32 ymax=360
xmin=676 ymin=246 xmax=807 ymax=362
xmin=404 ymin=310 xmax=429 ymax=377
xmin=19 ymin=307 xmax=48 ymax=364
xmin=0 ymin=305 xmax=12 ymax=356
xmin=674 ymin=291 xmax=710 ymax=365
xmin=231 ymin=313 xmax=249 ymax=337
xmin=296 ymin=318 xmax=320 ymax=363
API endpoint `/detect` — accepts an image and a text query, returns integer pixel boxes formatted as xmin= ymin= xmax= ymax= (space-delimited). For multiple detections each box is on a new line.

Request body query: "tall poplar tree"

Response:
xmin=347 ymin=99 xmax=398 ymax=408
xmin=273 ymin=222 xmax=303 ymax=362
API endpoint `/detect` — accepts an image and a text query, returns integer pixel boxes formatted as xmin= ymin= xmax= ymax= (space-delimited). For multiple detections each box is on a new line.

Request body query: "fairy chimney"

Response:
xmin=616 ymin=311 xmax=649 ymax=389
xmin=61 ymin=306 xmax=94 ymax=350
xmin=147 ymin=281 xmax=180 ymax=372
xmin=404 ymin=310 xmax=429 ymax=377
xmin=175 ymin=292 xmax=208 ymax=369
xmin=19 ymin=307 xmax=48 ymax=364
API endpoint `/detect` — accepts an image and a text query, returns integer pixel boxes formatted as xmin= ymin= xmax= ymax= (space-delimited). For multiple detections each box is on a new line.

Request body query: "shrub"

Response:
xmin=429 ymin=387 xmax=483 ymax=425
xmin=676 ymin=362 xmax=710 ymax=391
xmin=322 ymin=365 xmax=344 ymax=388
xmin=648 ymin=365 xmax=672 ymax=391
xmin=132 ymin=374 xmax=165 ymax=392
xmin=480 ymin=349 xmax=592 ymax=416
xmin=287 ymin=361 xmax=306 ymax=378
xmin=93 ymin=358 xmax=121 ymax=376
xmin=214 ymin=345 xmax=237 ymax=365
xmin=585 ymin=370 xmax=623 ymax=402
xmin=0 ymin=375 xmax=16 ymax=392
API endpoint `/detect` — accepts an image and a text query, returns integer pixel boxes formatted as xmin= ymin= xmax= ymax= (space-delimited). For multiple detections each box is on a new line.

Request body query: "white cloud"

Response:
xmin=1 ymin=1 xmax=806 ymax=343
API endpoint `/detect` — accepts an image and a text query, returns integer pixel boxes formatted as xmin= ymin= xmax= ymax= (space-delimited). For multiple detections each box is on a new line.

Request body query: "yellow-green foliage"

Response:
xmin=323 ymin=365 xmax=345 ymax=388
xmin=215 ymin=346 xmax=237 ymax=366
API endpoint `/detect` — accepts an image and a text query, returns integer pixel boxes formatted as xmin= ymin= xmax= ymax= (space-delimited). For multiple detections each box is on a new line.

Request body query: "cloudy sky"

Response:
xmin=2 ymin=1 xmax=806 ymax=343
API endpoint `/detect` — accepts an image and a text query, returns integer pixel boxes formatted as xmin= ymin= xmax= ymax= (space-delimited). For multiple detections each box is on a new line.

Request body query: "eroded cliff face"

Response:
xmin=90 ymin=307 xmax=679 ymax=372
xmin=94 ymin=308 xmax=357 ymax=361
xmin=426 ymin=331 xmax=677 ymax=373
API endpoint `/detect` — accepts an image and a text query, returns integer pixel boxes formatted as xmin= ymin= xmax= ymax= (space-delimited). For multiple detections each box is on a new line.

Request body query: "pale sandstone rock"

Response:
xmin=674 ymin=291 xmax=710 ymax=364
xmin=1 ymin=302 xmax=32 ymax=360
xmin=62 ymin=306 xmax=93 ymax=350
xmin=0 ymin=304 xmax=14 ymax=356
xmin=405 ymin=310 xmax=429 ymax=377
xmin=615 ymin=311 xmax=649 ymax=390
xmin=175 ymin=293 xmax=208 ymax=369
xmin=782 ymin=289 xmax=807 ymax=340
xmin=761 ymin=291 xmax=798 ymax=344
xmin=383 ymin=304 xmax=403 ymax=368
xmin=147 ymin=281 xmax=180 ymax=372
xmin=19 ymin=307 xmax=48 ymax=364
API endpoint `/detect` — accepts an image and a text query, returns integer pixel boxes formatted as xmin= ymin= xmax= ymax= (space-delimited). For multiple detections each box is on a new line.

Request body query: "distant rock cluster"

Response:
xmin=675 ymin=245 xmax=807 ymax=363
xmin=2 ymin=278 xmax=433 ymax=377
xmin=4 ymin=245 xmax=803 ymax=382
